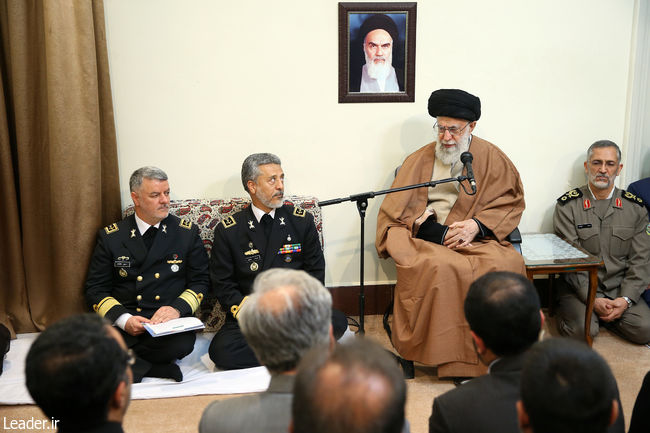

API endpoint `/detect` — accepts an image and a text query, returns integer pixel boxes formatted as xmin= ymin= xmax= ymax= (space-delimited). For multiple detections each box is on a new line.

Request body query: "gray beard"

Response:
xmin=435 ymin=132 xmax=471 ymax=166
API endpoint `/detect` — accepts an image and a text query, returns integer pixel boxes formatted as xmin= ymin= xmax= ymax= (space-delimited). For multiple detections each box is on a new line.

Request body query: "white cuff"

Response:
xmin=114 ymin=313 xmax=133 ymax=330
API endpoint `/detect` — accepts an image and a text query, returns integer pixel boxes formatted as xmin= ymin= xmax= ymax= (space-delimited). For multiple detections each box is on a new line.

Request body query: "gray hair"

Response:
xmin=587 ymin=140 xmax=621 ymax=163
xmin=129 ymin=166 xmax=168 ymax=192
xmin=241 ymin=153 xmax=282 ymax=193
xmin=238 ymin=268 xmax=332 ymax=374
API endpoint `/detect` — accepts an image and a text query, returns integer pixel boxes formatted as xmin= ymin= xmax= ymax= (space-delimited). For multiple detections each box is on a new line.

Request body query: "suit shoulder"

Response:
xmin=621 ymin=190 xmax=645 ymax=207
xmin=556 ymin=188 xmax=583 ymax=205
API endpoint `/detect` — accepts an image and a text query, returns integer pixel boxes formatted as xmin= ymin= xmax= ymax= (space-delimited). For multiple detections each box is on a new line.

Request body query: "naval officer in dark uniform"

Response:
xmin=85 ymin=166 xmax=209 ymax=382
xmin=208 ymin=153 xmax=347 ymax=370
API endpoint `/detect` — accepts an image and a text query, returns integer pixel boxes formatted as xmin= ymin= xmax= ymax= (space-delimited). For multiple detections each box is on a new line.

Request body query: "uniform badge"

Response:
xmin=622 ymin=190 xmax=644 ymax=207
xmin=583 ymin=199 xmax=591 ymax=210
xmin=222 ymin=216 xmax=236 ymax=228
xmin=646 ymin=223 xmax=650 ymax=236
xmin=179 ymin=219 xmax=192 ymax=230
xmin=614 ymin=198 xmax=622 ymax=208
xmin=119 ymin=268 xmax=128 ymax=278
xmin=244 ymin=248 xmax=260 ymax=256
xmin=287 ymin=235 xmax=292 ymax=242
xmin=114 ymin=258 xmax=130 ymax=268
xmin=293 ymin=207 xmax=306 ymax=217
xmin=250 ymin=262 xmax=259 ymax=272
xmin=248 ymin=242 xmax=254 ymax=248
xmin=279 ymin=217 xmax=286 ymax=226
xmin=104 ymin=223 xmax=119 ymax=234
xmin=248 ymin=220 xmax=255 ymax=230
xmin=557 ymin=189 xmax=582 ymax=205
xmin=278 ymin=244 xmax=301 ymax=254
xmin=284 ymin=256 xmax=292 ymax=263
xmin=130 ymin=229 xmax=136 ymax=238
xmin=167 ymin=254 xmax=183 ymax=269
xmin=162 ymin=224 xmax=167 ymax=233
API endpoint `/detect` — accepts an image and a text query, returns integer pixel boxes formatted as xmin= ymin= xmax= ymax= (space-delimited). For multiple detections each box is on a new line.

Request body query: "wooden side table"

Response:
xmin=521 ymin=233 xmax=603 ymax=346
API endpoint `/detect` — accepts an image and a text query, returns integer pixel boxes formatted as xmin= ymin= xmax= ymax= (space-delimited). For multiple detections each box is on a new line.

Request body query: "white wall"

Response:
xmin=104 ymin=0 xmax=640 ymax=286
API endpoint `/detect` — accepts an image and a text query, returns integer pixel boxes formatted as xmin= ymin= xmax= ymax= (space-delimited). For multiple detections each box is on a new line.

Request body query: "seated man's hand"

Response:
xmin=444 ymin=219 xmax=479 ymax=249
xmin=600 ymin=298 xmax=628 ymax=322
xmin=125 ymin=315 xmax=150 ymax=336
xmin=149 ymin=306 xmax=181 ymax=324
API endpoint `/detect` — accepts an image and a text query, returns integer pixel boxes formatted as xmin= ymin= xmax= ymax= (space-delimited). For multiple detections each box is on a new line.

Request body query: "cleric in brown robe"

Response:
xmin=376 ymin=89 xmax=526 ymax=378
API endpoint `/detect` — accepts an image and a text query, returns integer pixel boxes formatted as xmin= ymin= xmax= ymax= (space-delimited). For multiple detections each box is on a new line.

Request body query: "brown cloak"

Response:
xmin=376 ymin=136 xmax=526 ymax=377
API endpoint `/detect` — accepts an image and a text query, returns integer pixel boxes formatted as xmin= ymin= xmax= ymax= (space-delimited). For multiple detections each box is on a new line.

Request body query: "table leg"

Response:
xmin=584 ymin=268 xmax=598 ymax=347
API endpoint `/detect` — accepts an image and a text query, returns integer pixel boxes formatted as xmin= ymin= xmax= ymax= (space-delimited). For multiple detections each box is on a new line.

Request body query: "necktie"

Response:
xmin=261 ymin=214 xmax=273 ymax=239
xmin=143 ymin=226 xmax=158 ymax=250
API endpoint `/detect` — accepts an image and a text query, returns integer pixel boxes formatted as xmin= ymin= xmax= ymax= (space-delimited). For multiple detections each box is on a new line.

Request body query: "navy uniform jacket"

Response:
xmin=210 ymin=204 xmax=324 ymax=315
xmin=85 ymin=214 xmax=209 ymax=323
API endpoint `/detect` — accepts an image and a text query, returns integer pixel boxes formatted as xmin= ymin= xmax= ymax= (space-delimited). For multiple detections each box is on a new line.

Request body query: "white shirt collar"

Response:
xmin=134 ymin=212 xmax=160 ymax=236
xmin=250 ymin=203 xmax=276 ymax=223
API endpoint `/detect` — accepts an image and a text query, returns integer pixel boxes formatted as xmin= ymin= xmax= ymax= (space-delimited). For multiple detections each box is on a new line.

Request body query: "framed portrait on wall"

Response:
xmin=338 ymin=2 xmax=417 ymax=103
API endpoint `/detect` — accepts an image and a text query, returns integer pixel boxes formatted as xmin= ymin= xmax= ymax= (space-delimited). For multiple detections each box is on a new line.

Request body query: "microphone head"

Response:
xmin=460 ymin=152 xmax=473 ymax=164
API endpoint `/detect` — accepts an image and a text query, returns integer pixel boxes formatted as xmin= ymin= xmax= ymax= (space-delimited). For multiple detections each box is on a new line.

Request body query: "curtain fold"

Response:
xmin=0 ymin=0 xmax=120 ymax=334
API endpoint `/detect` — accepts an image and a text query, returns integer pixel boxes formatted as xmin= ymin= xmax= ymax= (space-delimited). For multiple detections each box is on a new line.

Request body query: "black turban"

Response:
xmin=427 ymin=89 xmax=481 ymax=121
xmin=359 ymin=14 xmax=399 ymax=43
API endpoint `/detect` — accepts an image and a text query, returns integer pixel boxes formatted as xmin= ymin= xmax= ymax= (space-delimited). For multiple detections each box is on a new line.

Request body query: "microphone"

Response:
xmin=460 ymin=152 xmax=477 ymax=193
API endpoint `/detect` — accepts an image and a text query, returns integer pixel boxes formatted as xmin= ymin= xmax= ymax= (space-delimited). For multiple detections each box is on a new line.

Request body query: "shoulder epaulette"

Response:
xmin=622 ymin=190 xmax=645 ymax=206
xmin=222 ymin=215 xmax=236 ymax=228
xmin=293 ymin=207 xmax=306 ymax=217
xmin=104 ymin=223 xmax=119 ymax=234
xmin=179 ymin=218 xmax=192 ymax=230
xmin=557 ymin=189 xmax=583 ymax=205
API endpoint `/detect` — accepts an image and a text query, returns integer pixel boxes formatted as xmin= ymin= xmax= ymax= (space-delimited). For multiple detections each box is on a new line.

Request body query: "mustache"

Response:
xmin=273 ymin=191 xmax=284 ymax=198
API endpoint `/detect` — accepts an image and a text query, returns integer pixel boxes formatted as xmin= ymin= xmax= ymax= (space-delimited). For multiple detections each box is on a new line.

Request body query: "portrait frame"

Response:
xmin=338 ymin=2 xmax=417 ymax=103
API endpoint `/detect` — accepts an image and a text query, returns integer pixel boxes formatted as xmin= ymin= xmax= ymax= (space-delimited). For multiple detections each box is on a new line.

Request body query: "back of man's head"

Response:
xmin=518 ymin=338 xmax=618 ymax=433
xmin=292 ymin=338 xmax=406 ymax=433
xmin=464 ymin=271 xmax=541 ymax=357
xmin=238 ymin=268 xmax=332 ymax=374
xmin=25 ymin=314 xmax=130 ymax=429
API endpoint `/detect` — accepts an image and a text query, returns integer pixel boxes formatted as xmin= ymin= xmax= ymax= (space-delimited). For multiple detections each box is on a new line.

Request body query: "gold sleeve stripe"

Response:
xmin=230 ymin=296 xmax=250 ymax=319
xmin=178 ymin=289 xmax=201 ymax=313
xmin=96 ymin=297 xmax=121 ymax=318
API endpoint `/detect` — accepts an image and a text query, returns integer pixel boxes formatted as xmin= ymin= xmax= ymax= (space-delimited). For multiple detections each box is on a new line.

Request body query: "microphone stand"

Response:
xmin=319 ymin=174 xmax=474 ymax=335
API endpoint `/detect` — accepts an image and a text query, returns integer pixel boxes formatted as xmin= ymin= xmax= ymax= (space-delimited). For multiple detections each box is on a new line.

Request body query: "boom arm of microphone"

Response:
xmin=460 ymin=152 xmax=477 ymax=194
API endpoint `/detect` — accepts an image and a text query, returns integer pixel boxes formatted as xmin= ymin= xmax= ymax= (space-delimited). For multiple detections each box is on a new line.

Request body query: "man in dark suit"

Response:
xmin=428 ymin=271 xmax=625 ymax=433
xmin=26 ymin=314 xmax=133 ymax=433
xmin=428 ymin=271 xmax=543 ymax=433
xmin=518 ymin=338 xmax=620 ymax=433
xmin=199 ymin=269 xmax=335 ymax=433
xmin=208 ymin=153 xmax=346 ymax=370
xmin=85 ymin=166 xmax=209 ymax=382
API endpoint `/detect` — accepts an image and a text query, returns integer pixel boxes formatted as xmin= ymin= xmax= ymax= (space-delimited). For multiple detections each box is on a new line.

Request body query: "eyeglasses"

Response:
xmin=126 ymin=349 xmax=136 ymax=366
xmin=434 ymin=122 xmax=471 ymax=137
